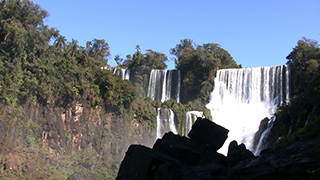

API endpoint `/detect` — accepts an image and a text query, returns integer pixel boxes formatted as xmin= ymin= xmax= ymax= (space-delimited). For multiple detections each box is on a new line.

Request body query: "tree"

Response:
xmin=86 ymin=38 xmax=110 ymax=65
xmin=170 ymin=39 xmax=195 ymax=57
xmin=114 ymin=55 xmax=123 ymax=66
xmin=68 ymin=39 xmax=79 ymax=57
xmin=171 ymin=39 xmax=239 ymax=103
xmin=286 ymin=37 xmax=320 ymax=97
xmin=200 ymin=43 xmax=237 ymax=69
xmin=122 ymin=46 xmax=168 ymax=70
xmin=287 ymin=37 xmax=320 ymax=63
xmin=54 ymin=35 xmax=66 ymax=52
xmin=0 ymin=0 xmax=55 ymax=105
xmin=144 ymin=49 xmax=168 ymax=69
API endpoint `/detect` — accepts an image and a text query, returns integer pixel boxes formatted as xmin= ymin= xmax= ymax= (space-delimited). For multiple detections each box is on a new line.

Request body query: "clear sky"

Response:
xmin=32 ymin=0 xmax=320 ymax=69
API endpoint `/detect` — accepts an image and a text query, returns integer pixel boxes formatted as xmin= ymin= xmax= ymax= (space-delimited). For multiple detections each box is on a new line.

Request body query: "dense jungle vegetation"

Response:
xmin=273 ymin=37 xmax=320 ymax=148
xmin=0 ymin=0 xmax=136 ymax=109
xmin=0 ymin=0 xmax=320 ymax=179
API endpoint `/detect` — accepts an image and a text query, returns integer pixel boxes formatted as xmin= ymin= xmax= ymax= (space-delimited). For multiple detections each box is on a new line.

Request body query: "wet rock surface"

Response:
xmin=116 ymin=117 xmax=320 ymax=180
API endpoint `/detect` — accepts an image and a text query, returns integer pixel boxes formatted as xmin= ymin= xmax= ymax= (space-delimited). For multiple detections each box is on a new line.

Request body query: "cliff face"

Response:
xmin=0 ymin=102 xmax=155 ymax=179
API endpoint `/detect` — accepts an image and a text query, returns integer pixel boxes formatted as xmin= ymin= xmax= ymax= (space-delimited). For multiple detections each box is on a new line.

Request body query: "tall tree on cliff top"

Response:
xmin=287 ymin=37 xmax=320 ymax=63
xmin=115 ymin=45 xmax=168 ymax=71
xmin=286 ymin=37 xmax=320 ymax=101
xmin=171 ymin=39 xmax=239 ymax=103
xmin=54 ymin=35 xmax=67 ymax=52
xmin=86 ymin=38 xmax=110 ymax=66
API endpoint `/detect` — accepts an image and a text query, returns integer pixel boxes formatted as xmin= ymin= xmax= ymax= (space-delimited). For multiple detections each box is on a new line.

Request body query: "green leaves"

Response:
xmin=86 ymin=38 xmax=110 ymax=65
xmin=287 ymin=37 xmax=320 ymax=63
xmin=0 ymin=0 xmax=136 ymax=109
xmin=286 ymin=37 xmax=320 ymax=98
xmin=171 ymin=39 xmax=240 ymax=103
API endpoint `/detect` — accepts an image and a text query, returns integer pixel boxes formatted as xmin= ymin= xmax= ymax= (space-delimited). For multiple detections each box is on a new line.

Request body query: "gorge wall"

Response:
xmin=0 ymin=102 xmax=155 ymax=179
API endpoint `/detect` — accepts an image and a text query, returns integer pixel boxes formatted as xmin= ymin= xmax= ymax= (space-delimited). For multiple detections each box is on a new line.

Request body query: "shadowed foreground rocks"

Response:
xmin=116 ymin=118 xmax=320 ymax=180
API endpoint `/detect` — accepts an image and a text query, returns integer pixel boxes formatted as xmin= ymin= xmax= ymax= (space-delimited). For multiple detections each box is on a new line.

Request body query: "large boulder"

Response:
xmin=116 ymin=118 xmax=232 ymax=180
xmin=116 ymin=145 xmax=163 ymax=180
xmin=117 ymin=141 xmax=230 ymax=180
xmin=153 ymin=132 xmax=226 ymax=165
xmin=116 ymin=144 xmax=185 ymax=180
xmin=153 ymin=132 xmax=206 ymax=165
xmin=188 ymin=117 xmax=229 ymax=151
xmin=226 ymin=140 xmax=254 ymax=166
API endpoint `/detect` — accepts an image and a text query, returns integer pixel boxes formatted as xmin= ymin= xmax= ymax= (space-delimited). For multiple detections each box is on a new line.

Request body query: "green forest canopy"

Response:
xmin=0 ymin=0 xmax=135 ymax=108
xmin=1 ymin=0 xmax=319 ymax=108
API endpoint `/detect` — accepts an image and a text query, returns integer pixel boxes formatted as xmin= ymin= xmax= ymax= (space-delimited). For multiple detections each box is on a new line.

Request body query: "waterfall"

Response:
xmin=156 ymin=108 xmax=178 ymax=139
xmin=285 ymin=65 xmax=290 ymax=104
xmin=147 ymin=69 xmax=181 ymax=102
xmin=254 ymin=117 xmax=276 ymax=155
xmin=206 ymin=65 xmax=290 ymax=155
xmin=121 ymin=69 xmax=130 ymax=80
xmin=165 ymin=70 xmax=172 ymax=101
xmin=156 ymin=108 xmax=161 ymax=139
xmin=177 ymin=70 xmax=181 ymax=103
xmin=102 ymin=66 xmax=130 ymax=80
xmin=185 ymin=111 xmax=204 ymax=136
xmin=168 ymin=109 xmax=178 ymax=134
xmin=161 ymin=70 xmax=168 ymax=102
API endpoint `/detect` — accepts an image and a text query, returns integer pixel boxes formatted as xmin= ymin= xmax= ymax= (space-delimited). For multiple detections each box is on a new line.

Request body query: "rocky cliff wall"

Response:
xmin=0 ymin=102 xmax=155 ymax=179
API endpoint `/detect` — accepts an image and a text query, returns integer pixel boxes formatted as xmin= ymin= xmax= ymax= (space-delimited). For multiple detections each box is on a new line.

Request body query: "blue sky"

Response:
xmin=32 ymin=0 xmax=320 ymax=69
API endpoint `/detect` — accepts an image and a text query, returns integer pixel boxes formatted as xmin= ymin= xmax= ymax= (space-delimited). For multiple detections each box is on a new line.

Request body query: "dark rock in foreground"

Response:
xmin=116 ymin=117 xmax=230 ymax=180
xmin=227 ymin=140 xmax=254 ymax=166
xmin=116 ymin=117 xmax=320 ymax=180
xmin=188 ymin=118 xmax=229 ymax=151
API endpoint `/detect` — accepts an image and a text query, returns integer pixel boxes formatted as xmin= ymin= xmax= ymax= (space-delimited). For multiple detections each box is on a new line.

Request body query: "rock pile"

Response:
xmin=117 ymin=118 xmax=240 ymax=179
xmin=116 ymin=117 xmax=320 ymax=179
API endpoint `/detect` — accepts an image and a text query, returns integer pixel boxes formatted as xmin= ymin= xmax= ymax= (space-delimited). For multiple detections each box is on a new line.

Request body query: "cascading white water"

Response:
xmin=168 ymin=109 xmax=178 ymax=134
xmin=254 ymin=116 xmax=276 ymax=155
xmin=165 ymin=71 xmax=172 ymax=101
xmin=121 ymin=69 xmax=130 ymax=80
xmin=185 ymin=111 xmax=204 ymax=136
xmin=156 ymin=108 xmax=161 ymax=139
xmin=161 ymin=70 xmax=168 ymax=102
xmin=206 ymin=65 xmax=289 ymax=155
xmin=156 ymin=108 xmax=178 ymax=139
xmin=102 ymin=66 xmax=130 ymax=80
xmin=147 ymin=69 xmax=180 ymax=102
xmin=114 ymin=68 xmax=130 ymax=80
xmin=176 ymin=70 xmax=181 ymax=103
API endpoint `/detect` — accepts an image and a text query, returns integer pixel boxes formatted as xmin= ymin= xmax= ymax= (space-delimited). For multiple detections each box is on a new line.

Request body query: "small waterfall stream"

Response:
xmin=156 ymin=108 xmax=178 ymax=139
xmin=254 ymin=116 xmax=276 ymax=155
xmin=102 ymin=66 xmax=130 ymax=80
xmin=147 ymin=69 xmax=181 ymax=102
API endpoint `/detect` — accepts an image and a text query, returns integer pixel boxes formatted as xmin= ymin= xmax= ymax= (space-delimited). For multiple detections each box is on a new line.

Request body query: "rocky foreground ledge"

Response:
xmin=116 ymin=118 xmax=320 ymax=179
